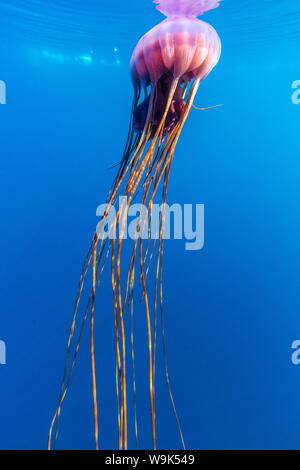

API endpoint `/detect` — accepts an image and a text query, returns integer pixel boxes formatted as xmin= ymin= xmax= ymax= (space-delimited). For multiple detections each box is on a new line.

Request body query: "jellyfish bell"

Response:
xmin=131 ymin=0 xmax=222 ymax=136
xmin=130 ymin=15 xmax=221 ymax=84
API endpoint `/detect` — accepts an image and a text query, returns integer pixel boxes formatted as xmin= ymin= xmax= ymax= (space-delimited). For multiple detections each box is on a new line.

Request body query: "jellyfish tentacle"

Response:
xmin=130 ymin=293 xmax=139 ymax=449
xmin=124 ymin=238 xmax=140 ymax=449
xmin=91 ymin=243 xmax=100 ymax=450
xmin=110 ymin=86 xmax=141 ymax=185
xmin=193 ymin=103 xmax=224 ymax=110
xmin=139 ymin=235 xmax=156 ymax=449
xmin=111 ymin=236 xmax=123 ymax=449
xmin=117 ymin=200 xmax=131 ymax=449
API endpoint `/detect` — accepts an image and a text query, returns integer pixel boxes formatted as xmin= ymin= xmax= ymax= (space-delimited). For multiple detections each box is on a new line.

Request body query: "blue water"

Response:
xmin=1 ymin=0 xmax=300 ymax=450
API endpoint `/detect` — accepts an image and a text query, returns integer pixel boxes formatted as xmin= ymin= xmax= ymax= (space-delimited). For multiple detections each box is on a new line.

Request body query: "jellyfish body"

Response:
xmin=131 ymin=15 xmax=221 ymax=85
xmin=49 ymin=0 xmax=222 ymax=451
xmin=131 ymin=8 xmax=221 ymax=136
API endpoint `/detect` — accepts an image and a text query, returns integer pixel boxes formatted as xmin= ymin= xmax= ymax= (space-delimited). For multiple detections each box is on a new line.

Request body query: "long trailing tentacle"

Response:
xmin=90 ymin=243 xmax=99 ymax=450
xmin=193 ymin=103 xmax=223 ymax=111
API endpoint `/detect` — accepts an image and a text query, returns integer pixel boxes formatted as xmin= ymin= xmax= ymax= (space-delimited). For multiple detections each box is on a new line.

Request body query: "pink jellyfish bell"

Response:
xmin=131 ymin=0 xmax=222 ymax=136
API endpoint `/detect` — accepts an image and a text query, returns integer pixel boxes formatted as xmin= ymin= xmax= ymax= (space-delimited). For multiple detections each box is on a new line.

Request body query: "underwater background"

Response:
xmin=1 ymin=0 xmax=300 ymax=450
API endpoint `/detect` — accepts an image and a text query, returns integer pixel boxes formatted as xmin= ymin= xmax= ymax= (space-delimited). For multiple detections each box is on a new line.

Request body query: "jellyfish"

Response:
xmin=48 ymin=0 xmax=222 ymax=451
